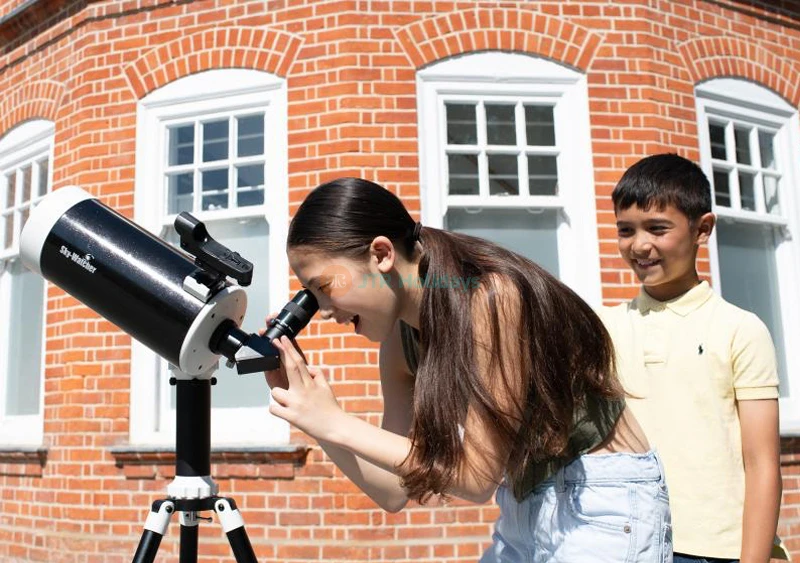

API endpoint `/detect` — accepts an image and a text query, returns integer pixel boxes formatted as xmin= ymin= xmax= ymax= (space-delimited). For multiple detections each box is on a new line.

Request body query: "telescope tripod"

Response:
xmin=132 ymin=367 xmax=258 ymax=563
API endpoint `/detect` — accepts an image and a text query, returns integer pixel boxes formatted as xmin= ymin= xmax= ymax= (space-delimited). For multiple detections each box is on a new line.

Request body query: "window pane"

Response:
xmin=237 ymin=114 xmax=264 ymax=157
xmin=712 ymin=169 xmax=731 ymax=207
xmin=528 ymin=155 xmax=558 ymax=195
xmin=1 ymin=212 xmax=11 ymax=250
xmin=763 ymin=175 xmax=781 ymax=215
xmin=201 ymin=168 xmax=228 ymax=211
xmin=447 ymin=153 xmax=479 ymax=195
xmin=738 ymin=172 xmax=755 ymax=211
xmin=21 ymin=165 xmax=31 ymax=204
xmin=168 ymin=125 xmax=194 ymax=166
xmin=5 ymin=261 xmax=44 ymax=415
xmin=6 ymin=172 xmax=16 ymax=209
xmin=203 ymin=120 xmax=229 ymax=162
xmin=709 ymin=123 xmax=726 ymax=160
xmin=167 ymin=172 xmax=194 ymax=215
xmin=165 ymin=218 xmax=271 ymax=409
xmin=20 ymin=166 xmax=32 ymax=226
xmin=37 ymin=159 xmax=49 ymax=198
xmin=485 ymin=104 xmax=516 ymax=146
xmin=759 ymin=130 xmax=776 ymax=169
xmin=236 ymin=164 xmax=265 ymax=207
xmin=445 ymin=208 xmax=560 ymax=277
xmin=4 ymin=174 xmax=15 ymax=248
xmin=487 ymin=154 xmax=518 ymax=196
xmin=717 ymin=222 xmax=787 ymax=396
xmin=446 ymin=103 xmax=477 ymax=145
xmin=734 ymin=126 xmax=751 ymax=165
xmin=525 ymin=105 xmax=555 ymax=146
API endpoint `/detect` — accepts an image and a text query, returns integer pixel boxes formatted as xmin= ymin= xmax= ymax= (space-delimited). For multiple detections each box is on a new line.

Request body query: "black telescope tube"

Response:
xmin=23 ymin=191 xmax=204 ymax=367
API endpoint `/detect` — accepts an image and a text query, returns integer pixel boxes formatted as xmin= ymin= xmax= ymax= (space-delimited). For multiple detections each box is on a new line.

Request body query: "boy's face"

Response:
xmin=615 ymin=204 xmax=714 ymax=301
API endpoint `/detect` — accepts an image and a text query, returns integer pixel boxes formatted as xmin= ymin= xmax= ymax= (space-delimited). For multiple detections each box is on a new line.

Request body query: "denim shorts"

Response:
xmin=480 ymin=450 xmax=672 ymax=563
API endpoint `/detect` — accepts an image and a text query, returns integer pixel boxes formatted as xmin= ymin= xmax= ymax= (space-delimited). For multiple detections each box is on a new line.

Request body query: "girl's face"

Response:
xmin=288 ymin=243 xmax=402 ymax=343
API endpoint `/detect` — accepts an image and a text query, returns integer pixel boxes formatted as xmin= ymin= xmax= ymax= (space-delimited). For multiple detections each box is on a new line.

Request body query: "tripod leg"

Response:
xmin=132 ymin=500 xmax=175 ymax=563
xmin=215 ymin=498 xmax=258 ymax=563
xmin=179 ymin=512 xmax=200 ymax=563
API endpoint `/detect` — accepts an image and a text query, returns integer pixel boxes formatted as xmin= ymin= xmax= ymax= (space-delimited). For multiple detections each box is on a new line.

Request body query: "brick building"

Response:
xmin=0 ymin=0 xmax=799 ymax=561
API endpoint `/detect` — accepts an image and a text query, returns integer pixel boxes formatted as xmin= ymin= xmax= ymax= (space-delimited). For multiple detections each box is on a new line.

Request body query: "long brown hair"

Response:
xmin=288 ymin=177 xmax=622 ymax=502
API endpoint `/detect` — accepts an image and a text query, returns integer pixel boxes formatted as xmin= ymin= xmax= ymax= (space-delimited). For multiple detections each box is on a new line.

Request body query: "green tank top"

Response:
xmin=398 ymin=320 xmax=624 ymax=501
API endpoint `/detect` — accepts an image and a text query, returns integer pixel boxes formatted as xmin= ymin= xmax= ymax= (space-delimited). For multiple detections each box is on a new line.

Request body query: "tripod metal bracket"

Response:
xmin=143 ymin=500 xmax=175 ymax=534
xmin=214 ymin=498 xmax=245 ymax=533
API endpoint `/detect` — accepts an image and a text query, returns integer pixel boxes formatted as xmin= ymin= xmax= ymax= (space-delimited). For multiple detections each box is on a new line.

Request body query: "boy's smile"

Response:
xmin=615 ymin=204 xmax=714 ymax=302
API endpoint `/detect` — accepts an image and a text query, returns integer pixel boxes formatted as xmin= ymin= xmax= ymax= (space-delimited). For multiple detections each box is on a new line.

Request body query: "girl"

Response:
xmin=266 ymin=177 xmax=672 ymax=562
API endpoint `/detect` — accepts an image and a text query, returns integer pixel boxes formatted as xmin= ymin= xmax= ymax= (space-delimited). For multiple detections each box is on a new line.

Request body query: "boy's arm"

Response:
xmin=739 ymin=398 xmax=781 ymax=563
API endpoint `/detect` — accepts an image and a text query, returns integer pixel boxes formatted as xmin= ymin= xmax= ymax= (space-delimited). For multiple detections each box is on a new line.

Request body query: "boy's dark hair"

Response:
xmin=612 ymin=153 xmax=712 ymax=221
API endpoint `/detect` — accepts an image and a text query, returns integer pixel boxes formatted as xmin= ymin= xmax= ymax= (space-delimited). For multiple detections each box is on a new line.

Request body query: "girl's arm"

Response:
xmin=311 ymin=321 xmax=416 ymax=512
xmin=738 ymin=398 xmax=781 ymax=563
xmin=265 ymin=320 xmax=414 ymax=512
xmin=269 ymin=284 xmax=522 ymax=506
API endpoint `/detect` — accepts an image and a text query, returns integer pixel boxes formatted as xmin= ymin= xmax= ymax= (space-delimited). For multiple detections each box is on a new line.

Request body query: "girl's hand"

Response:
xmin=269 ymin=335 xmax=345 ymax=442
xmin=259 ymin=312 xmax=307 ymax=390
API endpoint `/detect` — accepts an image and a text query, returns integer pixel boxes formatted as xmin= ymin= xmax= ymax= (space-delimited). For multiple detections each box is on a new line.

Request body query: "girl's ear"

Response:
xmin=370 ymin=236 xmax=396 ymax=274
xmin=696 ymin=212 xmax=716 ymax=245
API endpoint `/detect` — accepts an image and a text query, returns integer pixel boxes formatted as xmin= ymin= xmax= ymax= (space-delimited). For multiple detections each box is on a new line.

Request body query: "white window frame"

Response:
xmin=696 ymin=78 xmax=800 ymax=433
xmin=417 ymin=52 xmax=602 ymax=306
xmin=131 ymin=69 xmax=290 ymax=446
xmin=0 ymin=119 xmax=53 ymax=445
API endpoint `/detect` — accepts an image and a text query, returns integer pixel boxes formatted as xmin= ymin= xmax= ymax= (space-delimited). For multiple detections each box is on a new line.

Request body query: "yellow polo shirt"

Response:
xmin=600 ymin=281 xmax=784 ymax=559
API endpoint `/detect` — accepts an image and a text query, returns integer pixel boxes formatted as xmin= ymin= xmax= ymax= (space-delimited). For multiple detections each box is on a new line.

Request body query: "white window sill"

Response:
xmin=109 ymin=444 xmax=310 ymax=480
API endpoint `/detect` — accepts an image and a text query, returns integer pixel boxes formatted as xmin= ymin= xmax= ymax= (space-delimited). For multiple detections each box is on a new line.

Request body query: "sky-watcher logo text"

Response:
xmin=60 ymin=245 xmax=97 ymax=274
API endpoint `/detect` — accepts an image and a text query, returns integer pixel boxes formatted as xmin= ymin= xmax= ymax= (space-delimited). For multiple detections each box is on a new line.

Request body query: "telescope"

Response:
xmin=19 ymin=186 xmax=319 ymax=563
xmin=20 ymin=186 xmax=318 ymax=375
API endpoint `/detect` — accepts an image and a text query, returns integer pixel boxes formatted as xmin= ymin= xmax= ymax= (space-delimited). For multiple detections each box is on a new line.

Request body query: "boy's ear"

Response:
xmin=695 ymin=212 xmax=716 ymax=244
xmin=370 ymin=236 xmax=396 ymax=274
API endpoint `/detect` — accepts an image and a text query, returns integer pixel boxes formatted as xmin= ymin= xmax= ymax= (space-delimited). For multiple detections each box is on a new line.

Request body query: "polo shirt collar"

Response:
xmin=635 ymin=280 xmax=713 ymax=317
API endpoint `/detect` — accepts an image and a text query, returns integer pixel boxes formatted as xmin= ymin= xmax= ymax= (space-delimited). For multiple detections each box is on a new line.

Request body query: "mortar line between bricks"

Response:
xmin=1 ymin=524 xmax=488 ymax=546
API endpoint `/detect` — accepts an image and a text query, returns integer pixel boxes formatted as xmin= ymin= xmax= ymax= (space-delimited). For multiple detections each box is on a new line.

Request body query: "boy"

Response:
xmin=601 ymin=154 xmax=787 ymax=563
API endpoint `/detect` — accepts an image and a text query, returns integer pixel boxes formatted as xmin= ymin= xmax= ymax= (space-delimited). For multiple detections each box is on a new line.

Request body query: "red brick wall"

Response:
xmin=0 ymin=0 xmax=799 ymax=561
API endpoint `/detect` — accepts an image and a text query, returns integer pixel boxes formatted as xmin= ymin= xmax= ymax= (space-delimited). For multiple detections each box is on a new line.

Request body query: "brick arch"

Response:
xmin=678 ymin=36 xmax=800 ymax=107
xmin=0 ymin=79 xmax=66 ymax=136
xmin=124 ymin=27 xmax=303 ymax=100
xmin=394 ymin=8 xmax=602 ymax=72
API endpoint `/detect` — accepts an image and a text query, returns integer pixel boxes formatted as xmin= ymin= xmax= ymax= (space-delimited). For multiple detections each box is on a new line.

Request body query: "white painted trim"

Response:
xmin=417 ymin=53 xmax=602 ymax=306
xmin=0 ymin=120 xmax=53 ymax=445
xmin=696 ymin=79 xmax=800 ymax=434
xmin=131 ymin=69 xmax=290 ymax=446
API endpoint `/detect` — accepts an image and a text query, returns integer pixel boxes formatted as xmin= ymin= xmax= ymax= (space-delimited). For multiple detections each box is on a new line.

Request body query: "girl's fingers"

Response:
xmin=259 ymin=312 xmax=279 ymax=336
xmin=268 ymin=402 xmax=287 ymax=420
xmin=270 ymin=387 xmax=289 ymax=405
xmin=281 ymin=335 xmax=307 ymax=367
xmin=272 ymin=336 xmax=305 ymax=388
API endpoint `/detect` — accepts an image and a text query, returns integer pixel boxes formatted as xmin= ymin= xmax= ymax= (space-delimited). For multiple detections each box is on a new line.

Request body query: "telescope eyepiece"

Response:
xmin=210 ymin=289 xmax=319 ymax=375
xmin=264 ymin=290 xmax=319 ymax=342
